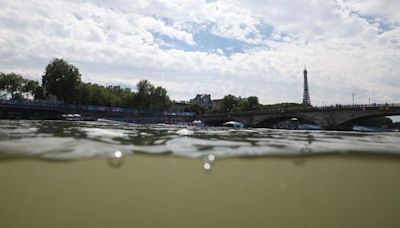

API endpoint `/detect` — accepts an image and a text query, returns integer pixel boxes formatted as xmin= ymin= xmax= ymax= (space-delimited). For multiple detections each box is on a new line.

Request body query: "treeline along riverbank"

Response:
xmin=1 ymin=58 xmax=171 ymax=111
xmin=1 ymin=58 xmax=308 ymax=116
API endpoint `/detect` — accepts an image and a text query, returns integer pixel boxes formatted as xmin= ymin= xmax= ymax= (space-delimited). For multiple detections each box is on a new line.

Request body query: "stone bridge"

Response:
xmin=200 ymin=104 xmax=400 ymax=130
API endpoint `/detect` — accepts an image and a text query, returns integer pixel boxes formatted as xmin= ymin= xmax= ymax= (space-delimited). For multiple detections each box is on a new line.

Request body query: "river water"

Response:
xmin=1 ymin=120 xmax=400 ymax=228
xmin=0 ymin=120 xmax=399 ymax=161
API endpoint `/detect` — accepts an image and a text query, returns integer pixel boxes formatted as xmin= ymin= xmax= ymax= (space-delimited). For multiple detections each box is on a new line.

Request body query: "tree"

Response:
xmin=246 ymin=96 xmax=260 ymax=110
xmin=0 ymin=72 xmax=25 ymax=99
xmin=184 ymin=103 xmax=206 ymax=114
xmin=74 ymin=82 xmax=136 ymax=108
xmin=22 ymin=79 xmax=40 ymax=99
xmin=13 ymin=93 xmax=24 ymax=100
xmin=133 ymin=80 xmax=154 ymax=109
xmin=133 ymin=80 xmax=171 ymax=110
xmin=42 ymin=58 xmax=81 ymax=103
xmin=0 ymin=72 xmax=45 ymax=100
xmin=33 ymin=86 xmax=45 ymax=100
xmin=150 ymin=86 xmax=171 ymax=110
xmin=221 ymin=95 xmax=240 ymax=112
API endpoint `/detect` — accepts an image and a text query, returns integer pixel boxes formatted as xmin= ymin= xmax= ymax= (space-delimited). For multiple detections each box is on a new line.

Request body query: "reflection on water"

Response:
xmin=0 ymin=120 xmax=399 ymax=161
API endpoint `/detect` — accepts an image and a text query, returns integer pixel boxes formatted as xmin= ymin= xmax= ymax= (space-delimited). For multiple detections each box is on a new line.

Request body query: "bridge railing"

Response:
xmin=313 ymin=103 xmax=400 ymax=111
xmin=0 ymin=99 xmax=196 ymax=117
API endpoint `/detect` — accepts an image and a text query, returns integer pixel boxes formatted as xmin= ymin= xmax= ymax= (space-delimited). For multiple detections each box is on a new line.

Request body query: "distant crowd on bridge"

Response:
xmin=313 ymin=103 xmax=398 ymax=111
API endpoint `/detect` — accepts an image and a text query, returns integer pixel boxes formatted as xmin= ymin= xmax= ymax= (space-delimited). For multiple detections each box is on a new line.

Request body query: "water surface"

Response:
xmin=1 ymin=120 xmax=400 ymax=228
xmin=0 ymin=120 xmax=399 ymax=161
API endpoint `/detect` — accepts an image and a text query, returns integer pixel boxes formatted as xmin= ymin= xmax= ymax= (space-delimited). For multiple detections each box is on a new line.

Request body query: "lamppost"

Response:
xmin=352 ymin=93 xmax=356 ymax=106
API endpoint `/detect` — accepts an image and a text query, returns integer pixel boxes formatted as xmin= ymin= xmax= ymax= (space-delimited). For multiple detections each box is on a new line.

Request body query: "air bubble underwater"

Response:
xmin=203 ymin=162 xmax=211 ymax=171
xmin=107 ymin=150 xmax=124 ymax=168
xmin=202 ymin=154 xmax=216 ymax=172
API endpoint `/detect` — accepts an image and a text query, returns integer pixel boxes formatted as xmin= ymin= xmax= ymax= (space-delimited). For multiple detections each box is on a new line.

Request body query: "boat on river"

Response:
xmin=62 ymin=114 xmax=96 ymax=121
xmin=223 ymin=121 xmax=245 ymax=129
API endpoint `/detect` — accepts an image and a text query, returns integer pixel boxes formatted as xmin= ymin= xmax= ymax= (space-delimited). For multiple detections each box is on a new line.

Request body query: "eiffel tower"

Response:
xmin=302 ymin=67 xmax=311 ymax=106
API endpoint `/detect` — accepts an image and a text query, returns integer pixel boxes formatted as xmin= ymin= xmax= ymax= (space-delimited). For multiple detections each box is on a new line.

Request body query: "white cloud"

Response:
xmin=136 ymin=16 xmax=195 ymax=45
xmin=0 ymin=0 xmax=399 ymax=106
xmin=340 ymin=0 xmax=400 ymax=24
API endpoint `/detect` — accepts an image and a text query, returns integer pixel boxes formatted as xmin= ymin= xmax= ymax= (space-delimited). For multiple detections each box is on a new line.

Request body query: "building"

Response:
xmin=190 ymin=94 xmax=212 ymax=108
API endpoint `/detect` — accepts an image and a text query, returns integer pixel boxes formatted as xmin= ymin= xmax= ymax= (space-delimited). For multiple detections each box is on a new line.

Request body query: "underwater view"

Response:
xmin=0 ymin=120 xmax=400 ymax=228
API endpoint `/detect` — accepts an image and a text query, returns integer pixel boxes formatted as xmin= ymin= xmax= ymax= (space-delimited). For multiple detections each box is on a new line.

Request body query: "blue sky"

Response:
xmin=0 ymin=0 xmax=399 ymax=107
xmin=155 ymin=30 xmax=248 ymax=56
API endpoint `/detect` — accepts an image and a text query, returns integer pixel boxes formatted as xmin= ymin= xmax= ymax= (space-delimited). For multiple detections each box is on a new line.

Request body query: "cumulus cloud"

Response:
xmin=340 ymin=0 xmax=400 ymax=24
xmin=0 ymin=0 xmax=399 ymax=105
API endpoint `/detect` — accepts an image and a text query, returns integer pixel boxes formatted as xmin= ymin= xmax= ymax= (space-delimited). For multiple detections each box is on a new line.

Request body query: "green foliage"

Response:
xmin=1 ymin=58 xmax=172 ymax=111
xmin=218 ymin=95 xmax=261 ymax=112
xmin=133 ymin=80 xmax=153 ymax=109
xmin=212 ymin=94 xmax=306 ymax=113
xmin=22 ymin=79 xmax=42 ymax=99
xmin=221 ymin=94 xmax=240 ymax=112
xmin=13 ymin=93 xmax=24 ymax=100
xmin=0 ymin=72 xmax=24 ymax=98
xmin=133 ymin=80 xmax=171 ymax=110
xmin=0 ymin=72 xmax=40 ymax=99
xmin=22 ymin=79 xmax=38 ymax=94
xmin=33 ymin=86 xmax=45 ymax=100
xmin=42 ymin=58 xmax=81 ymax=103
xmin=150 ymin=86 xmax=171 ymax=110
xmin=74 ymin=83 xmax=134 ymax=107
xmin=246 ymin=96 xmax=260 ymax=110
xmin=183 ymin=103 xmax=206 ymax=114
xmin=73 ymin=80 xmax=171 ymax=111
xmin=238 ymin=96 xmax=261 ymax=111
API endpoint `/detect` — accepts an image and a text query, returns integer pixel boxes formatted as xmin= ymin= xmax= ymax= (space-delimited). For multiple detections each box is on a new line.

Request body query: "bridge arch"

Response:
xmin=254 ymin=113 xmax=320 ymax=128
xmin=332 ymin=111 xmax=400 ymax=130
xmin=201 ymin=116 xmax=251 ymax=127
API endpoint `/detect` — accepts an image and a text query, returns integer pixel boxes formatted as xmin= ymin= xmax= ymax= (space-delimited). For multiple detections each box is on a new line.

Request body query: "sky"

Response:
xmin=0 ymin=0 xmax=399 ymax=106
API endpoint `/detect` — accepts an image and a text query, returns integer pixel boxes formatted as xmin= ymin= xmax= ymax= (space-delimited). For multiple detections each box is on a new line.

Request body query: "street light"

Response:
xmin=352 ymin=93 xmax=356 ymax=106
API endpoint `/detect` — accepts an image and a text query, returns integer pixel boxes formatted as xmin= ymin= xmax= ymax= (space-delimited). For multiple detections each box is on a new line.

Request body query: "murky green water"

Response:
xmin=0 ymin=120 xmax=400 ymax=228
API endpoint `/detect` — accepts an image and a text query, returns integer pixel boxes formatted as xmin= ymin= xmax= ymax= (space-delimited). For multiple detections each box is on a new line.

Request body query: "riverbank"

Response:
xmin=1 ymin=153 xmax=399 ymax=228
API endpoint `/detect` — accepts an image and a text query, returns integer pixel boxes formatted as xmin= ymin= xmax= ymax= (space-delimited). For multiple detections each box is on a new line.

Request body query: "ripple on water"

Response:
xmin=0 ymin=120 xmax=399 ymax=160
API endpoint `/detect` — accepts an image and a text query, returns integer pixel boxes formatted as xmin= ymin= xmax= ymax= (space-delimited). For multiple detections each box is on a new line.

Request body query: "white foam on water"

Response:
xmin=176 ymin=129 xmax=195 ymax=136
xmin=80 ymin=128 xmax=128 ymax=138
